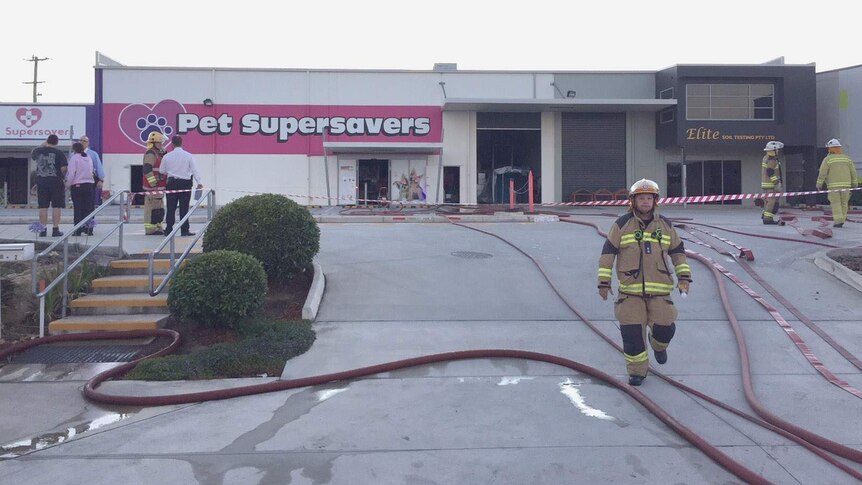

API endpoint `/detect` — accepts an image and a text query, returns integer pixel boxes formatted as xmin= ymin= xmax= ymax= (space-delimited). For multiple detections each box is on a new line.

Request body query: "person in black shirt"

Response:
xmin=31 ymin=134 xmax=68 ymax=237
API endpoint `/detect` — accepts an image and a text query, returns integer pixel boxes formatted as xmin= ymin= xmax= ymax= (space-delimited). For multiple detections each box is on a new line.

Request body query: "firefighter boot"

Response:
xmin=628 ymin=375 xmax=645 ymax=386
xmin=649 ymin=324 xmax=675 ymax=365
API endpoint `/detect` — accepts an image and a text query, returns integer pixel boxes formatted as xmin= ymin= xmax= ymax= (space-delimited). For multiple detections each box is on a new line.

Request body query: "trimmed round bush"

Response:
xmin=168 ymin=250 xmax=267 ymax=327
xmin=203 ymin=193 xmax=320 ymax=281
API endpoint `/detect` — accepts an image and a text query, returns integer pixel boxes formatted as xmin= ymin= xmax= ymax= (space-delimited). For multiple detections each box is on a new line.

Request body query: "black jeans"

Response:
xmin=70 ymin=183 xmax=95 ymax=234
xmin=165 ymin=177 xmax=193 ymax=234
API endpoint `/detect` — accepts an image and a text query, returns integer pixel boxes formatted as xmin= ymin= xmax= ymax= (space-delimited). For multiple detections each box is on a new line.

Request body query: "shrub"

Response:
xmin=168 ymin=250 xmax=267 ymax=327
xmin=203 ymin=193 xmax=320 ymax=281
xmin=125 ymin=320 xmax=316 ymax=380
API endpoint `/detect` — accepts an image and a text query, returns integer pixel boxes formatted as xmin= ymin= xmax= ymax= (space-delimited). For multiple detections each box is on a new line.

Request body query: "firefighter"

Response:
xmin=816 ymin=138 xmax=859 ymax=228
xmin=597 ymin=179 xmax=692 ymax=386
xmin=142 ymin=131 xmax=168 ymax=235
xmin=760 ymin=141 xmax=784 ymax=224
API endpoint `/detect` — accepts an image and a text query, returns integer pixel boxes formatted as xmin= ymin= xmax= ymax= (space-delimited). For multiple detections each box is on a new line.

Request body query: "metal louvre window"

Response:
xmin=686 ymin=84 xmax=774 ymax=120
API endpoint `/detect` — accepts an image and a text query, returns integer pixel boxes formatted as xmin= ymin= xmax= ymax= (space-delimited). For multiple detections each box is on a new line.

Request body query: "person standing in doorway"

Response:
xmin=65 ymin=142 xmax=95 ymax=236
xmin=597 ymin=179 xmax=692 ymax=386
xmin=760 ymin=141 xmax=784 ymax=224
xmin=79 ymin=135 xmax=105 ymax=206
xmin=161 ymin=135 xmax=203 ymax=236
xmin=31 ymin=134 xmax=68 ymax=237
xmin=816 ymin=138 xmax=859 ymax=228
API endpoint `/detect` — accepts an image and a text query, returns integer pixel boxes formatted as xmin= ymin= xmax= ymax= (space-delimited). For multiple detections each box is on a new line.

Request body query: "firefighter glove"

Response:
xmin=678 ymin=280 xmax=690 ymax=295
xmin=598 ymin=286 xmax=613 ymax=301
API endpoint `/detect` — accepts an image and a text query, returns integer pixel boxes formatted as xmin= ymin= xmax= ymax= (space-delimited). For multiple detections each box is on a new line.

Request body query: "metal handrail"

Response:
xmin=31 ymin=190 xmax=130 ymax=337
xmin=148 ymin=189 xmax=216 ymax=296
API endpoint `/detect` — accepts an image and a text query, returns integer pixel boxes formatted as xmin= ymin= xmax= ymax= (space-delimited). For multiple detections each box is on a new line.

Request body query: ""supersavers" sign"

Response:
xmin=178 ymin=113 xmax=431 ymax=142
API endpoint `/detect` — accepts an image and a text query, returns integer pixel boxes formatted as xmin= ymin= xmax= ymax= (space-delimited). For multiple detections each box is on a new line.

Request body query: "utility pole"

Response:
xmin=23 ymin=55 xmax=49 ymax=102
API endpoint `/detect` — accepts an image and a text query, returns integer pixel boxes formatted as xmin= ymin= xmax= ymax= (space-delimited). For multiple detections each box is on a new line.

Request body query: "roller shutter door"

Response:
xmin=561 ymin=113 xmax=626 ymax=200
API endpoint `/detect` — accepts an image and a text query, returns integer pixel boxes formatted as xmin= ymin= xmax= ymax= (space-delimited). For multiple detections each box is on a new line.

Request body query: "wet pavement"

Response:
xmin=1 ymin=205 xmax=861 ymax=483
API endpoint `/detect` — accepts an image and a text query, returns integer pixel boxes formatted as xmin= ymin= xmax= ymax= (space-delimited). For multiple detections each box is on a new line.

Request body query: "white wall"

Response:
xmin=441 ymin=111 xmax=474 ymax=204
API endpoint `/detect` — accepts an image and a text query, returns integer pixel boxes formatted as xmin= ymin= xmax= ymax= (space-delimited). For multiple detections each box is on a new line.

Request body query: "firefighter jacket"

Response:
xmin=597 ymin=211 xmax=692 ymax=296
xmin=816 ymin=153 xmax=859 ymax=190
xmin=142 ymin=148 xmax=167 ymax=190
xmin=761 ymin=154 xmax=782 ymax=190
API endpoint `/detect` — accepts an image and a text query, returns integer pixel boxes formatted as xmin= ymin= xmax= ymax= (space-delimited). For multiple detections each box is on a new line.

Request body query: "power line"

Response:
xmin=23 ymin=55 xmax=50 ymax=103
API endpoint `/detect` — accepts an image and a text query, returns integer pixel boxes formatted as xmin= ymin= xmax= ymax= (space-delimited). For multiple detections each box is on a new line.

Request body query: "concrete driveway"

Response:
xmin=1 ymin=206 xmax=861 ymax=484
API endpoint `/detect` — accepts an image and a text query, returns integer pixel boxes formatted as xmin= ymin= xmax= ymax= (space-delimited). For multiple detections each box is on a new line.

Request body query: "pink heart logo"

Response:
xmin=117 ymin=99 xmax=187 ymax=148
xmin=16 ymin=107 xmax=42 ymax=127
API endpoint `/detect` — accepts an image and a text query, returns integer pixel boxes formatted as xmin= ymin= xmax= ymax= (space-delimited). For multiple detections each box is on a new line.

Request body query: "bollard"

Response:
xmin=509 ymin=179 xmax=515 ymax=210
xmin=528 ymin=170 xmax=535 ymax=213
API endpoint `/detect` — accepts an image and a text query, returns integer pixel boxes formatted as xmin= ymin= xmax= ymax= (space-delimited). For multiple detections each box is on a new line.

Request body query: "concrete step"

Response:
xmin=71 ymin=293 xmax=169 ymax=315
xmin=91 ymin=275 xmax=167 ymax=294
xmin=48 ymin=314 xmax=170 ymax=334
xmin=109 ymin=259 xmax=175 ymax=276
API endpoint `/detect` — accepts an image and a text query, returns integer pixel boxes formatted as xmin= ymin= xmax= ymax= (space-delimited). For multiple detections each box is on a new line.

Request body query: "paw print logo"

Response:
xmin=136 ymin=114 xmax=174 ymax=144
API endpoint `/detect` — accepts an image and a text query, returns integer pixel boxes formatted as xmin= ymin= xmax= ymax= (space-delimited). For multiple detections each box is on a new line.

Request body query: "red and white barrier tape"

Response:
xmin=688 ymin=248 xmax=862 ymax=400
xmin=547 ymin=186 xmax=862 ymax=207
xmin=126 ymin=185 xmax=861 ymax=208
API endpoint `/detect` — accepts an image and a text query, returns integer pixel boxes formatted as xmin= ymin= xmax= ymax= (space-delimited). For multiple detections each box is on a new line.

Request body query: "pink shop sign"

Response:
xmin=104 ymin=100 xmax=442 ymax=154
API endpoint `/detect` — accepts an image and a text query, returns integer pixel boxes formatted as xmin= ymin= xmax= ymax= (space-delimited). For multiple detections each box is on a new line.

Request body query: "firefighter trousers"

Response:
xmin=144 ymin=193 xmax=165 ymax=235
xmin=614 ymin=293 xmax=678 ymax=377
xmin=827 ymin=190 xmax=850 ymax=225
xmin=762 ymin=187 xmax=780 ymax=222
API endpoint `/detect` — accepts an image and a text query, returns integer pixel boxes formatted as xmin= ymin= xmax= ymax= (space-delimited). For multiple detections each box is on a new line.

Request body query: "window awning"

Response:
xmin=323 ymin=142 xmax=443 ymax=154
xmin=443 ymin=98 xmax=677 ymax=112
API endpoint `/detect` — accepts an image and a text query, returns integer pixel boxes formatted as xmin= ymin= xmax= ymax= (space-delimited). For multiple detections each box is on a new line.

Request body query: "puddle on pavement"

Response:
xmin=0 ymin=412 xmax=132 ymax=460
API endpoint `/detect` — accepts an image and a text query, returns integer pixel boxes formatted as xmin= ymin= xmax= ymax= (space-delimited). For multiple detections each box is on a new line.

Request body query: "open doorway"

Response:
xmin=357 ymin=159 xmax=389 ymax=203
xmin=475 ymin=113 xmax=541 ymax=204
xmin=130 ymin=165 xmax=144 ymax=205
xmin=443 ymin=166 xmax=460 ymax=203
xmin=0 ymin=157 xmax=29 ymax=205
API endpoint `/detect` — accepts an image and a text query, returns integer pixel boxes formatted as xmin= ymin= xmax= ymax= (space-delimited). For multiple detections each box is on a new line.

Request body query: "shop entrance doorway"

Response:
xmin=357 ymin=159 xmax=390 ymax=203
xmin=443 ymin=166 xmax=460 ymax=203
xmin=685 ymin=160 xmax=741 ymax=205
xmin=130 ymin=165 xmax=145 ymax=205
xmin=0 ymin=157 xmax=29 ymax=205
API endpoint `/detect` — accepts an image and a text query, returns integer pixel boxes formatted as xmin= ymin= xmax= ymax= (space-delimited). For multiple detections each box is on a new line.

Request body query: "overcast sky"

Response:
xmin=2 ymin=0 xmax=858 ymax=104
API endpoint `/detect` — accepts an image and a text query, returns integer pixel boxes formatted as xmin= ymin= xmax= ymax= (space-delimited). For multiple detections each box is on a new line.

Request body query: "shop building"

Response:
xmin=817 ymin=63 xmax=862 ymax=174
xmin=0 ymin=104 xmax=92 ymax=205
xmin=1 ymin=57 xmax=821 ymax=207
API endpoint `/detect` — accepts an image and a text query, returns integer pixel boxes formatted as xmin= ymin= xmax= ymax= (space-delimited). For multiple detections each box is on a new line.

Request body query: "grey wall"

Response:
xmin=553 ymin=73 xmax=655 ymax=99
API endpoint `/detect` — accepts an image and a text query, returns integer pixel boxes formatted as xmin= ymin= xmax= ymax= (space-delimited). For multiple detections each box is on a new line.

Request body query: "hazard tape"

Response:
xmin=128 ymin=185 xmax=861 ymax=208
xmin=687 ymin=247 xmax=862 ymax=400
xmin=546 ymin=186 xmax=862 ymax=207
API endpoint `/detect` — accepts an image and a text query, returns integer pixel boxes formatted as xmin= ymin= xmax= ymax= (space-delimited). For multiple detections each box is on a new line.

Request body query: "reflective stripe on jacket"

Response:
xmin=816 ymin=154 xmax=859 ymax=189
xmin=142 ymin=148 xmax=167 ymax=190
xmin=761 ymin=154 xmax=782 ymax=190
xmin=597 ymin=211 xmax=692 ymax=296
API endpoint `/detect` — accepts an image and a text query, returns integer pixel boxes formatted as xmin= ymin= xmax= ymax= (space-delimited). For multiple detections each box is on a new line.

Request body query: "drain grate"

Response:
xmin=8 ymin=344 xmax=157 ymax=364
xmin=451 ymin=251 xmax=493 ymax=259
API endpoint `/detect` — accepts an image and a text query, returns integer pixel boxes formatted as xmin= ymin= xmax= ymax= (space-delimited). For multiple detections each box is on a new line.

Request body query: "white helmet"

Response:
xmin=764 ymin=141 xmax=784 ymax=151
xmin=629 ymin=178 xmax=660 ymax=197
xmin=826 ymin=138 xmax=842 ymax=148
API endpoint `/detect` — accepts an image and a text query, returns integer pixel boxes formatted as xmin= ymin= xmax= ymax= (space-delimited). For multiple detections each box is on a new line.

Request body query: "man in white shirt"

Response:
xmin=161 ymin=135 xmax=203 ymax=236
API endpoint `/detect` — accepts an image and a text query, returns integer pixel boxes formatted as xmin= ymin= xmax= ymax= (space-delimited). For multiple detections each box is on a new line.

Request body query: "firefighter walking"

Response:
xmin=142 ymin=132 xmax=168 ymax=235
xmin=816 ymin=138 xmax=859 ymax=228
xmin=760 ymin=141 xmax=784 ymax=224
xmin=597 ymin=179 xmax=692 ymax=386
